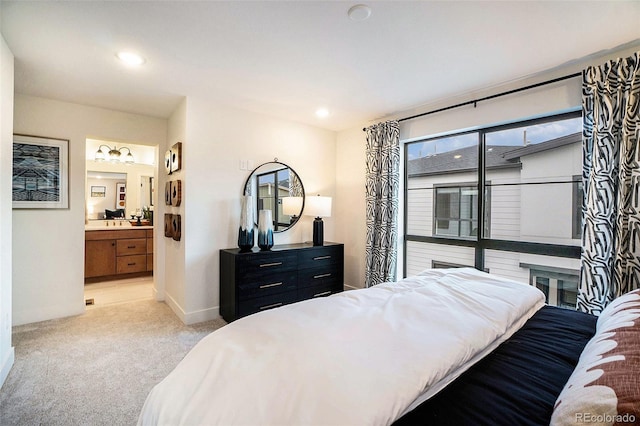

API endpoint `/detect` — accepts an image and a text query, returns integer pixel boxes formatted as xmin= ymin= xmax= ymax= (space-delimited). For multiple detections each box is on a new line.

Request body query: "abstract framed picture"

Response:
xmin=12 ymin=134 xmax=69 ymax=209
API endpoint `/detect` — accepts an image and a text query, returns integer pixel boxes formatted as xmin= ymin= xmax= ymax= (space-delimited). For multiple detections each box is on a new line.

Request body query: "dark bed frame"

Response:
xmin=393 ymin=305 xmax=597 ymax=426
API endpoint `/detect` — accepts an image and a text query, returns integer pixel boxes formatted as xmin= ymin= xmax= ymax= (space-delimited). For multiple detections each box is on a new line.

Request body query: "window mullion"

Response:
xmin=475 ymin=132 xmax=486 ymax=270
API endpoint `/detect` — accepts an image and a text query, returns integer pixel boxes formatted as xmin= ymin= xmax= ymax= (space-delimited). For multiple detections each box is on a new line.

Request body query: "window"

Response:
xmin=432 ymin=260 xmax=474 ymax=269
xmin=405 ymin=111 xmax=583 ymax=309
xmin=433 ymin=184 xmax=479 ymax=238
xmin=527 ymin=265 xmax=579 ymax=309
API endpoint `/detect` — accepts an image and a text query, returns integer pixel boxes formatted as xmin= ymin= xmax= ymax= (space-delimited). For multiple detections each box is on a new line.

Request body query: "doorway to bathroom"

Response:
xmin=84 ymin=139 xmax=158 ymax=308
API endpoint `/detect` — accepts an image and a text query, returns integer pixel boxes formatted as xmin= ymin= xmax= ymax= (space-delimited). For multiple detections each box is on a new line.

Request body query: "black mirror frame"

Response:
xmin=242 ymin=160 xmax=305 ymax=233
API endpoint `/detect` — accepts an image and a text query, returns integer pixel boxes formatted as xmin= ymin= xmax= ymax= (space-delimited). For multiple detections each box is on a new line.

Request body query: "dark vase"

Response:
xmin=238 ymin=227 xmax=255 ymax=252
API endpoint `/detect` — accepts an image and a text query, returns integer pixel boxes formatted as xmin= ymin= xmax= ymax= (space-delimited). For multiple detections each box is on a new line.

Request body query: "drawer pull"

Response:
xmin=259 ymin=282 xmax=283 ymax=289
xmin=259 ymin=302 xmax=283 ymax=310
xmin=313 ymin=255 xmax=331 ymax=261
xmin=313 ymin=291 xmax=332 ymax=297
xmin=127 ymin=246 xmax=136 ymax=249
xmin=314 ymin=273 xmax=332 ymax=279
xmin=259 ymin=262 xmax=283 ymax=268
xmin=127 ymin=263 xmax=136 ymax=266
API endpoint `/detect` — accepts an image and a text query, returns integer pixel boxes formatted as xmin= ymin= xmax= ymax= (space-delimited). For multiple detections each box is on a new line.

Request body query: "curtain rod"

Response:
xmin=362 ymin=71 xmax=582 ymax=131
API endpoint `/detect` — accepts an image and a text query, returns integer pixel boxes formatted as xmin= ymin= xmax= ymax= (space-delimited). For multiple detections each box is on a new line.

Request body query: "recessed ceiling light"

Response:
xmin=454 ymin=154 xmax=462 ymax=159
xmin=348 ymin=4 xmax=372 ymax=21
xmin=315 ymin=108 xmax=330 ymax=118
xmin=116 ymin=51 xmax=145 ymax=66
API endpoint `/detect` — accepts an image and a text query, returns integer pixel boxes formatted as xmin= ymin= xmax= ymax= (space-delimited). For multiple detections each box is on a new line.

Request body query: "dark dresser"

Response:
xmin=220 ymin=242 xmax=344 ymax=322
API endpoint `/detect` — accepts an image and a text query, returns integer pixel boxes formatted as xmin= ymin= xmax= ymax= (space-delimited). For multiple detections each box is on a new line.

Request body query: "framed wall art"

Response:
xmin=171 ymin=180 xmax=182 ymax=206
xmin=90 ymin=186 xmax=106 ymax=197
xmin=116 ymin=183 xmax=126 ymax=209
xmin=12 ymin=134 xmax=69 ymax=209
xmin=165 ymin=181 xmax=172 ymax=206
xmin=170 ymin=142 xmax=182 ymax=173
xmin=164 ymin=141 xmax=183 ymax=175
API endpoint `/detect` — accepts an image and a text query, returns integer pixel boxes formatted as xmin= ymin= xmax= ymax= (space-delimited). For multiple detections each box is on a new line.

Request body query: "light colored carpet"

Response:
xmin=0 ymin=299 xmax=226 ymax=426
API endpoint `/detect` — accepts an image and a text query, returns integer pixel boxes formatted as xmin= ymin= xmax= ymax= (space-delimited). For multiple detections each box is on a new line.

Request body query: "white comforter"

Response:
xmin=138 ymin=268 xmax=544 ymax=426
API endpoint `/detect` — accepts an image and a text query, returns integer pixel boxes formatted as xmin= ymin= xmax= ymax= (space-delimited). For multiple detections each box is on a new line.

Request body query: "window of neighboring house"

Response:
xmin=525 ymin=265 xmax=579 ymax=309
xmin=433 ymin=184 xmax=484 ymax=239
xmin=432 ymin=260 xmax=474 ymax=269
xmin=535 ymin=276 xmax=550 ymax=302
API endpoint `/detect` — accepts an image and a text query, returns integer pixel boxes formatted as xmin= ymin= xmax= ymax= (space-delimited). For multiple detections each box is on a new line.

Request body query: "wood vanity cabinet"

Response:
xmin=220 ymin=242 xmax=344 ymax=322
xmin=146 ymin=229 xmax=153 ymax=272
xmin=85 ymin=239 xmax=117 ymax=278
xmin=85 ymin=228 xmax=154 ymax=282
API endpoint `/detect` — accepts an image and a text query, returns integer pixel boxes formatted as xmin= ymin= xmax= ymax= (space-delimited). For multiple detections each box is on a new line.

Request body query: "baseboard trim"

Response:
xmin=163 ymin=292 xmax=186 ymax=323
xmin=184 ymin=306 xmax=220 ymax=325
xmin=163 ymin=292 xmax=220 ymax=325
xmin=0 ymin=347 xmax=15 ymax=390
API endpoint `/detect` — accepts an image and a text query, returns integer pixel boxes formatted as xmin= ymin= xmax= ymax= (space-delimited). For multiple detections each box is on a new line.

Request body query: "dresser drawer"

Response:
xmin=117 ymin=255 xmax=147 ymax=274
xmin=237 ymin=252 xmax=297 ymax=279
xmin=116 ymin=238 xmax=147 ymax=256
xmin=298 ymin=246 xmax=342 ymax=268
xmin=237 ymin=271 xmax=297 ymax=300
xmin=298 ymin=282 xmax=342 ymax=300
xmin=298 ymin=264 xmax=341 ymax=289
xmin=237 ymin=290 xmax=298 ymax=317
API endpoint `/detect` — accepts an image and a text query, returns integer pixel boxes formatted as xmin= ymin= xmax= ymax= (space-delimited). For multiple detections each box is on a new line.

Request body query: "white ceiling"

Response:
xmin=1 ymin=1 xmax=639 ymax=132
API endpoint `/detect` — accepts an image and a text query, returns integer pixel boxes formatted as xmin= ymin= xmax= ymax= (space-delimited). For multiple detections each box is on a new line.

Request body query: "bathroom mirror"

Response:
xmin=86 ymin=171 xmax=127 ymax=219
xmin=243 ymin=161 xmax=305 ymax=232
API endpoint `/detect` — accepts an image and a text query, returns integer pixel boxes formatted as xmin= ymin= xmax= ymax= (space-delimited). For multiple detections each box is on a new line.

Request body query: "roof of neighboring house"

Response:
xmin=407 ymin=145 xmax=520 ymax=177
xmin=502 ymin=132 xmax=581 ymax=160
xmin=407 ymin=132 xmax=581 ymax=177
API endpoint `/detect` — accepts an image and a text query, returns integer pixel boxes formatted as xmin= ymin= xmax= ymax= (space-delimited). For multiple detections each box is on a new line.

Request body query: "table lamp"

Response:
xmin=304 ymin=195 xmax=332 ymax=246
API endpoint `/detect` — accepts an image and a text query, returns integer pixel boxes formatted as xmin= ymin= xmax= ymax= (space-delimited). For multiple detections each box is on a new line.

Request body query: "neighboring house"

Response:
xmin=406 ymin=132 xmax=582 ymax=308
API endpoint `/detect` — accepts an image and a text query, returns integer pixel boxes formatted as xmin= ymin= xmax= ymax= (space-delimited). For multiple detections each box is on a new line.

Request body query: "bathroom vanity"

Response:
xmin=85 ymin=223 xmax=153 ymax=283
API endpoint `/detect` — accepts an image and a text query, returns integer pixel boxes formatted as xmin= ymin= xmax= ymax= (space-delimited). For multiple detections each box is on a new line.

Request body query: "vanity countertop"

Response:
xmin=85 ymin=220 xmax=153 ymax=231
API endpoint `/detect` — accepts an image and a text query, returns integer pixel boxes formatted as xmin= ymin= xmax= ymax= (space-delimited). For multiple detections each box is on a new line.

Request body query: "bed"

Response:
xmin=138 ymin=268 xmax=640 ymax=425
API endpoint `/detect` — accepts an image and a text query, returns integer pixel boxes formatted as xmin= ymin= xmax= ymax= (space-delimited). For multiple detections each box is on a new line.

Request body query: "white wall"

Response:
xmin=12 ymin=94 xmax=167 ymax=325
xmin=0 ymin=31 xmax=15 ymax=389
xmin=161 ymin=96 xmax=337 ymax=324
xmin=335 ymin=44 xmax=640 ymax=288
xmin=160 ymin=99 xmax=187 ymax=316
xmin=335 ymin=127 xmax=366 ymax=290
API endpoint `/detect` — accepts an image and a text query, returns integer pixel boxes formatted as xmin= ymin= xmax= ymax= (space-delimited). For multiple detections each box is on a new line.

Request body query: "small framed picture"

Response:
xmin=91 ymin=186 xmax=106 ymax=197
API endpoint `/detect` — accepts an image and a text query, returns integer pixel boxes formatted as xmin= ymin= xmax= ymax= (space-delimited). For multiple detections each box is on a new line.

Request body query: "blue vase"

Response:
xmin=238 ymin=227 xmax=254 ymax=252
xmin=257 ymin=210 xmax=274 ymax=251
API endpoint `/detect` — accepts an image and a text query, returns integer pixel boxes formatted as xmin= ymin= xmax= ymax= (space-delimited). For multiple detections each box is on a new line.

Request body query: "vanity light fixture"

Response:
xmin=95 ymin=145 xmax=135 ymax=164
xmin=116 ymin=51 xmax=146 ymax=67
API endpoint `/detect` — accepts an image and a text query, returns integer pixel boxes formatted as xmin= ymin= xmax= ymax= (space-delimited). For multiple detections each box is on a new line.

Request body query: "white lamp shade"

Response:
xmin=304 ymin=196 xmax=332 ymax=218
xmin=282 ymin=196 xmax=303 ymax=216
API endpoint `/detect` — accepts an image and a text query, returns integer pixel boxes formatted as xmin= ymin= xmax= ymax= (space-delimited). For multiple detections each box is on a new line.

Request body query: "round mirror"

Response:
xmin=243 ymin=161 xmax=305 ymax=232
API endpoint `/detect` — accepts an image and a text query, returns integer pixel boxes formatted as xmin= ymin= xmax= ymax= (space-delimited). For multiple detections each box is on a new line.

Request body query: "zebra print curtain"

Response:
xmin=578 ymin=51 xmax=640 ymax=315
xmin=365 ymin=120 xmax=400 ymax=287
